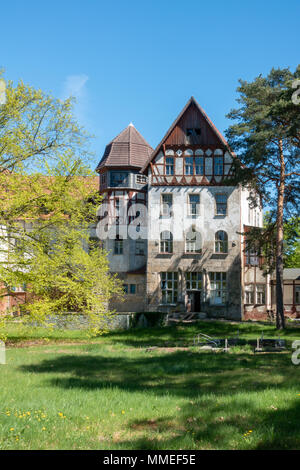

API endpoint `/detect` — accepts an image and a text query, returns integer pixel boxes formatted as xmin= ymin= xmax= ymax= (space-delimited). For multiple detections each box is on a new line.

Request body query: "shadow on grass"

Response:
xmin=19 ymin=346 xmax=300 ymax=449
xmin=104 ymin=321 xmax=300 ymax=348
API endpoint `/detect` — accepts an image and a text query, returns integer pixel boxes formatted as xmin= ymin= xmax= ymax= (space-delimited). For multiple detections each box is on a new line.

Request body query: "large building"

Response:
xmin=95 ymin=97 xmax=282 ymax=321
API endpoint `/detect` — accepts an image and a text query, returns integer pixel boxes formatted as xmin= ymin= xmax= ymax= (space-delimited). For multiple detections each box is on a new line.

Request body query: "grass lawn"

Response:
xmin=0 ymin=320 xmax=300 ymax=450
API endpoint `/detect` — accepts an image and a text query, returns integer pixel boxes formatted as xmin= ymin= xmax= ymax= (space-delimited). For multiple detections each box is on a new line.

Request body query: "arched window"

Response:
xmin=185 ymin=227 xmax=202 ymax=253
xmin=160 ymin=231 xmax=173 ymax=253
xmin=215 ymin=231 xmax=228 ymax=253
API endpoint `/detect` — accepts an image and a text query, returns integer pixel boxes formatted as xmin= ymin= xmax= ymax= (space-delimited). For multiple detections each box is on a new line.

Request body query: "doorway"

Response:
xmin=186 ymin=291 xmax=201 ymax=312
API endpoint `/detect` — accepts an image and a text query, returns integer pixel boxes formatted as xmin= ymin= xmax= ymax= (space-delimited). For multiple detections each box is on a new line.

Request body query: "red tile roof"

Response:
xmin=96 ymin=123 xmax=153 ymax=171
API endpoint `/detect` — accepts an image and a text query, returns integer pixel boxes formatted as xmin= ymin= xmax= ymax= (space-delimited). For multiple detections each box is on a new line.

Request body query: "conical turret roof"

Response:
xmin=96 ymin=123 xmax=153 ymax=171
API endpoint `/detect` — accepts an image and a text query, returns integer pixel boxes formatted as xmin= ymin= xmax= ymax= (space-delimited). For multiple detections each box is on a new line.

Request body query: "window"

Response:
xmin=130 ymin=284 xmax=136 ymax=294
xmin=295 ymin=286 xmax=300 ymax=304
xmin=214 ymin=156 xmax=223 ymax=175
xmin=185 ymin=157 xmax=193 ymax=175
xmin=209 ymin=272 xmax=227 ymax=305
xmin=195 ymin=157 xmax=204 ymax=175
xmin=185 ymin=227 xmax=201 ymax=253
xmin=256 ymin=285 xmax=265 ymax=304
xmin=215 ymin=231 xmax=228 ymax=253
xmin=245 ymin=284 xmax=254 ymax=304
xmin=135 ymin=239 xmax=145 ymax=255
xmin=186 ymin=128 xmax=201 ymax=143
xmin=215 ymin=194 xmax=227 ymax=215
xmin=136 ymin=174 xmax=147 ymax=184
xmin=165 ymin=157 xmax=174 ymax=175
xmin=100 ymin=173 xmax=106 ymax=185
xmin=123 ymin=284 xmax=136 ymax=294
xmin=10 ymin=284 xmax=27 ymax=293
xmin=245 ymin=242 xmax=259 ymax=266
xmin=161 ymin=272 xmax=178 ymax=304
xmin=188 ymin=194 xmax=200 ymax=216
xmin=160 ymin=231 xmax=173 ymax=253
xmin=110 ymin=171 xmax=129 ymax=187
xmin=161 ymin=193 xmax=172 ymax=216
xmin=114 ymin=236 xmax=123 ymax=254
xmin=185 ymin=272 xmax=202 ymax=290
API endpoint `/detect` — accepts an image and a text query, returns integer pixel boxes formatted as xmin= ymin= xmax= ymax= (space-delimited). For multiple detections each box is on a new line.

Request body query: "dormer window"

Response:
xmin=186 ymin=128 xmax=201 ymax=137
xmin=186 ymin=128 xmax=201 ymax=144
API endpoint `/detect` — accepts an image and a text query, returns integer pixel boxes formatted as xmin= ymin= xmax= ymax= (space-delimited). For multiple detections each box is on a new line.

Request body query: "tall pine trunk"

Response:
xmin=276 ymin=139 xmax=285 ymax=329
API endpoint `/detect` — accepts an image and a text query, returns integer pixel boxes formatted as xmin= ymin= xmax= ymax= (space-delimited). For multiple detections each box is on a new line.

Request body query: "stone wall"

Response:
xmin=146 ymin=185 xmax=243 ymax=320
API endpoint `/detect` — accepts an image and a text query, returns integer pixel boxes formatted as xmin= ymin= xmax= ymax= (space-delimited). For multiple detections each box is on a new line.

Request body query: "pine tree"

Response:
xmin=225 ymin=66 xmax=300 ymax=329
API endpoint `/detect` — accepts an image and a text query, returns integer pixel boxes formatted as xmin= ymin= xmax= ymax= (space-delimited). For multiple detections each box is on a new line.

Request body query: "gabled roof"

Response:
xmin=283 ymin=269 xmax=300 ymax=280
xmin=96 ymin=123 xmax=153 ymax=171
xmin=141 ymin=96 xmax=232 ymax=173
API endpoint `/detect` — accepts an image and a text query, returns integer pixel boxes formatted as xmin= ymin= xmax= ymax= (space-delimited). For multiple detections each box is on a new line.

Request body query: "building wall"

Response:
xmin=145 ymin=184 xmax=243 ymax=320
xmin=109 ymin=273 xmax=146 ymax=312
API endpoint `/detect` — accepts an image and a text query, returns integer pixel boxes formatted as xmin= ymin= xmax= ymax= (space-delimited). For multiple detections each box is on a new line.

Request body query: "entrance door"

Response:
xmin=186 ymin=291 xmax=201 ymax=312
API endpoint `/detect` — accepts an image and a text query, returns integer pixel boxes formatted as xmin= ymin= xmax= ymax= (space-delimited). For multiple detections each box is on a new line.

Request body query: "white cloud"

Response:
xmin=61 ymin=74 xmax=89 ymax=125
xmin=61 ymin=74 xmax=89 ymax=101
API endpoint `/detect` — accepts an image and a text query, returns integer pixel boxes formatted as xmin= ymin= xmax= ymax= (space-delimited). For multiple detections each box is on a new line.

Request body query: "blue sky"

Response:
xmin=1 ymin=0 xmax=299 ymax=169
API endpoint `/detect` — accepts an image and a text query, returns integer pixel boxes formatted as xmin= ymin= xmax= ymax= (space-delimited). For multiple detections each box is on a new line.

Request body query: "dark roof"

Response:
xmin=141 ymin=96 xmax=234 ymax=173
xmin=271 ymin=269 xmax=300 ymax=281
xmin=96 ymin=124 xmax=153 ymax=171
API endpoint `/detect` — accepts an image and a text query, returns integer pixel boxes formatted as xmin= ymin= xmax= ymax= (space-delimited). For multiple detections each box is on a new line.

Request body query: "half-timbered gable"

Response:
xmin=142 ymin=97 xmax=234 ymax=186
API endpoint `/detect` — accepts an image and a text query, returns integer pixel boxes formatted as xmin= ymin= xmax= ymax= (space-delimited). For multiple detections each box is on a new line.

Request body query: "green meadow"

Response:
xmin=1 ymin=320 xmax=299 ymax=450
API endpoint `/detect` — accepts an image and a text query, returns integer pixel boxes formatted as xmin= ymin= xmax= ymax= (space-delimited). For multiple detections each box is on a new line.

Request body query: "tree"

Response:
xmin=225 ymin=66 xmax=300 ymax=329
xmin=0 ymin=75 xmax=123 ymax=335
xmin=284 ymin=217 xmax=300 ymax=268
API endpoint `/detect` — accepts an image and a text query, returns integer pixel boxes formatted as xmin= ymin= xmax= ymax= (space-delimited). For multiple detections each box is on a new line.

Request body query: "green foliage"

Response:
xmin=0 ymin=75 xmax=123 ymax=333
xmin=284 ymin=217 xmax=300 ymax=267
xmin=225 ymin=65 xmax=300 ymax=213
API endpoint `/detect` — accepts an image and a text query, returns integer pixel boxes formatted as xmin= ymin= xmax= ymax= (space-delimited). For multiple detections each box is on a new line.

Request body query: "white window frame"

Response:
xmin=188 ymin=193 xmax=200 ymax=216
xmin=161 ymin=272 xmax=178 ymax=304
xmin=161 ymin=193 xmax=173 ymax=217
xmin=185 ymin=227 xmax=202 ymax=253
xmin=160 ymin=231 xmax=173 ymax=253
xmin=215 ymin=231 xmax=228 ymax=253
xmin=256 ymin=284 xmax=266 ymax=305
xmin=244 ymin=284 xmax=255 ymax=304
xmin=214 ymin=156 xmax=223 ymax=176
xmin=165 ymin=157 xmax=174 ymax=175
xmin=215 ymin=194 xmax=227 ymax=216
xmin=209 ymin=272 xmax=227 ymax=305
